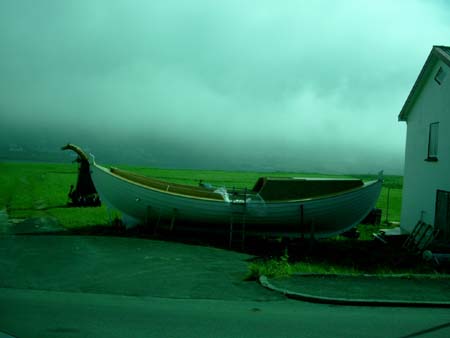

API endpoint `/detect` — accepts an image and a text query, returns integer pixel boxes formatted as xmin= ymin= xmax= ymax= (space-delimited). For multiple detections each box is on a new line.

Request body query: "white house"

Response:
xmin=399 ymin=45 xmax=450 ymax=241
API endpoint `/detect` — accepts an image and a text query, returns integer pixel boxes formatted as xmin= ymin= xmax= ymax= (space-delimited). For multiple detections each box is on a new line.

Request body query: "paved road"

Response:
xmin=1 ymin=288 xmax=450 ymax=338
xmin=0 ymin=235 xmax=278 ymax=301
xmin=1 ymin=235 xmax=450 ymax=337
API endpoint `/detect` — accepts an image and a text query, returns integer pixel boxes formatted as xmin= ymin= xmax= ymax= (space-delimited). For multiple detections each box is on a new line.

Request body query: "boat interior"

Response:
xmin=110 ymin=167 xmax=224 ymax=200
xmin=251 ymin=177 xmax=364 ymax=200
xmin=109 ymin=167 xmax=364 ymax=202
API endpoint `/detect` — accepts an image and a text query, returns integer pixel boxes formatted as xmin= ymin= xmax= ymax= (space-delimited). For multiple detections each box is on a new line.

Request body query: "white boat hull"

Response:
xmin=91 ymin=162 xmax=383 ymax=239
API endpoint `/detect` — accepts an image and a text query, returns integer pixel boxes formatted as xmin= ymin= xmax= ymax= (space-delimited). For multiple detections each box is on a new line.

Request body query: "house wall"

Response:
xmin=401 ymin=60 xmax=450 ymax=233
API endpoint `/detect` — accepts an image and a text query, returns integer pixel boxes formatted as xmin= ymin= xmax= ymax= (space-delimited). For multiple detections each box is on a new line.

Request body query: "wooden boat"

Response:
xmin=82 ymin=149 xmax=383 ymax=239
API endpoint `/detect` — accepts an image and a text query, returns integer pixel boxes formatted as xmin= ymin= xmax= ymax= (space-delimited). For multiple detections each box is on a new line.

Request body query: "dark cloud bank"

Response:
xmin=1 ymin=0 xmax=449 ymax=174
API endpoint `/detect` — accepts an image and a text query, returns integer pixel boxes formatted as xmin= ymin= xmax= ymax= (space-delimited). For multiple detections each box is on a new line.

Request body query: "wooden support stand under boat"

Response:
xmin=229 ymin=197 xmax=247 ymax=249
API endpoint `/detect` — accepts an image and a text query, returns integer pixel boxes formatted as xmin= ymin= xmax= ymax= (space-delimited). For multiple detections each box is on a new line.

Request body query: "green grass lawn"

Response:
xmin=0 ymin=161 xmax=402 ymax=229
xmin=0 ymin=162 xmax=110 ymax=228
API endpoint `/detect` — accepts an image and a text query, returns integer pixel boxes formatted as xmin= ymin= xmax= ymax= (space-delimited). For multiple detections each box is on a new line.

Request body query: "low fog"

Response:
xmin=1 ymin=0 xmax=450 ymax=174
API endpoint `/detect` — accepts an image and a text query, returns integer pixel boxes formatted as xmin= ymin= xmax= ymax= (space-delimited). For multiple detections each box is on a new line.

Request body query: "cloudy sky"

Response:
xmin=1 ymin=0 xmax=449 ymax=174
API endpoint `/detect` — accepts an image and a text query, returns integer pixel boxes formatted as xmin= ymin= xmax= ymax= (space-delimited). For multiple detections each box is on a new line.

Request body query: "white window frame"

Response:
xmin=427 ymin=122 xmax=439 ymax=161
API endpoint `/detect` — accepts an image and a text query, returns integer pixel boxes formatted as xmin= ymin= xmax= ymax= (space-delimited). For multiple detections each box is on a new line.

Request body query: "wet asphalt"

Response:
xmin=0 ymin=209 xmax=282 ymax=301
xmin=0 ymin=234 xmax=281 ymax=301
xmin=2 ymin=218 xmax=450 ymax=337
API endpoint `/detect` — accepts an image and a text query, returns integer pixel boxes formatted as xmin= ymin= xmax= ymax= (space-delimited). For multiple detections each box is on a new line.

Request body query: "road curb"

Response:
xmin=259 ymin=275 xmax=450 ymax=308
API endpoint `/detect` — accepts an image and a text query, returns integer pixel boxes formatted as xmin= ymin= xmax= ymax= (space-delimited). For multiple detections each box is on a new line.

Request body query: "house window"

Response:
xmin=434 ymin=67 xmax=446 ymax=85
xmin=426 ymin=122 xmax=439 ymax=161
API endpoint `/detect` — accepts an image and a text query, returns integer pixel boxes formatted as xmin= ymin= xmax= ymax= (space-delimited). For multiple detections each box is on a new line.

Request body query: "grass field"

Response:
xmin=0 ymin=162 xmax=110 ymax=228
xmin=0 ymin=161 xmax=402 ymax=229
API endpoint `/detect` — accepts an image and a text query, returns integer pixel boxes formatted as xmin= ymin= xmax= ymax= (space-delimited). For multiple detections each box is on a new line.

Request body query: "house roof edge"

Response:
xmin=398 ymin=46 xmax=450 ymax=122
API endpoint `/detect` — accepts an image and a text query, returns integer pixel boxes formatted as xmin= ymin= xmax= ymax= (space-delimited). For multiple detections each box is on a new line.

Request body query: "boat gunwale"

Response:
xmin=93 ymin=163 xmax=227 ymax=203
xmin=92 ymin=162 xmax=382 ymax=205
